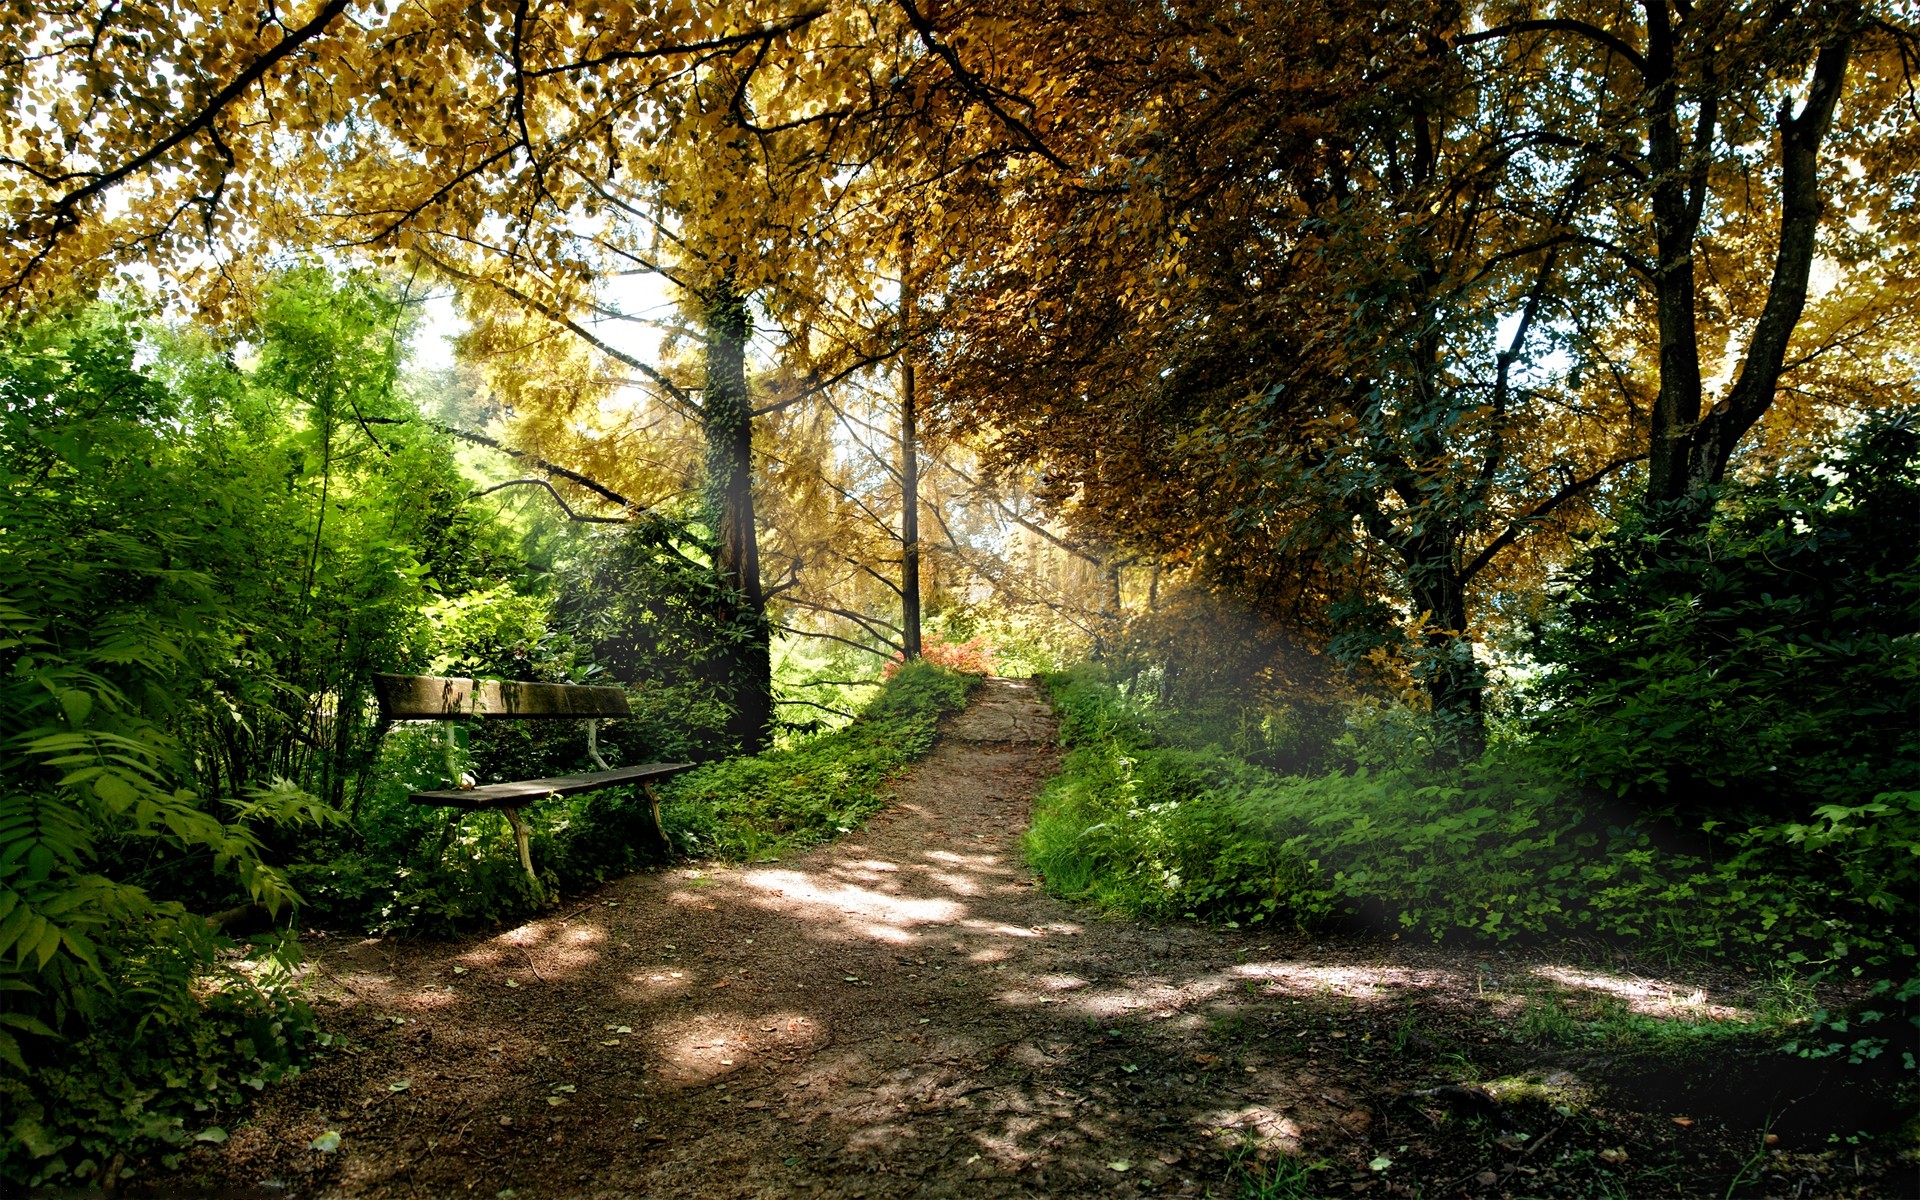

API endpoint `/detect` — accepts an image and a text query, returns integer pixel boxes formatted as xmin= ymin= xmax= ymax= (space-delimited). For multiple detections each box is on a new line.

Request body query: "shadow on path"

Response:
xmin=142 ymin=679 xmax=1867 ymax=1199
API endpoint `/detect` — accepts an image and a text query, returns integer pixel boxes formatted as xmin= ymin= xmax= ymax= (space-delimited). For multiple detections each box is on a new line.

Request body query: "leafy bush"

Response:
xmin=885 ymin=634 xmax=997 ymax=678
xmin=0 ymin=305 xmax=334 ymax=1187
xmin=0 ymin=930 xmax=318 ymax=1188
xmin=1028 ymin=669 xmax=1918 ymax=1064
xmin=1528 ymin=418 xmax=1919 ymax=817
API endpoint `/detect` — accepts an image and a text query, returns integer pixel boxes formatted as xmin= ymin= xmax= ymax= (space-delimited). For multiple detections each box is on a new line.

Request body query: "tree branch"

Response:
xmin=7 ymin=0 xmax=353 ymax=239
xmin=773 ymin=623 xmax=898 ymax=657
xmin=1453 ymin=19 xmax=1648 ymax=77
xmin=1462 ymin=454 xmax=1646 ymax=583
xmin=471 ymin=479 xmax=629 ymax=523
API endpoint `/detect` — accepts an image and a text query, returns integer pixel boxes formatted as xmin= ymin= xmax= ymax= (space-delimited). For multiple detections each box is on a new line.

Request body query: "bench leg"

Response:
xmin=639 ymin=781 xmax=669 ymax=852
xmin=502 ymin=806 xmax=544 ymax=900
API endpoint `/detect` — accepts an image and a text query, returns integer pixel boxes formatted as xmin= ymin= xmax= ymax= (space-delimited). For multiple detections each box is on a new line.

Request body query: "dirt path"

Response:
xmin=149 ymin=680 xmax=1908 ymax=1199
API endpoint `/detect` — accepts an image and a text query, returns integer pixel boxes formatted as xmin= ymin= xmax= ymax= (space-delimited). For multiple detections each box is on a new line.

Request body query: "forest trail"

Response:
xmin=146 ymin=679 xmax=1867 ymax=1199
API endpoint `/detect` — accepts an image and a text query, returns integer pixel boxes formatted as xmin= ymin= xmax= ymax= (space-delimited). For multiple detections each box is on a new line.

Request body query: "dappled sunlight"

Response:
xmin=651 ymin=1010 xmax=825 ymax=1086
xmin=1532 ymin=964 xmax=1754 ymax=1020
xmin=397 ymin=985 xmax=462 ymax=1010
xmin=621 ymin=966 xmax=693 ymax=998
xmin=1232 ymin=960 xmax=1460 ymax=1002
xmin=1199 ymin=1104 xmax=1304 ymax=1153
xmin=736 ymin=865 xmax=970 ymax=941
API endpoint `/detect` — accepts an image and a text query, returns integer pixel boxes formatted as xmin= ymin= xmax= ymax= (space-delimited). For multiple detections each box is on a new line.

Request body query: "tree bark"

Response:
xmin=1641 ymin=2 xmax=1856 ymax=518
xmin=899 ymin=228 xmax=923 ymax=660
xmin=1407 ymin=555 xmax=1485 ymax=761
xmin=701 ymin=275 xmax=773 ymax=751
xmin=1680 ymin=24 xmax=1854 ymax=499
xmin=1641 ymin=0 xmax=1708 ymax=511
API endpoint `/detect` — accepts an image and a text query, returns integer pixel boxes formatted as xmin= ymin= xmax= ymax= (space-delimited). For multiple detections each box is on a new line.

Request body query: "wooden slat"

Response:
xmin=374 ymin=673 xmax=632 ymax=721
xmin=408 ymin=762 xmax=696 ymax=809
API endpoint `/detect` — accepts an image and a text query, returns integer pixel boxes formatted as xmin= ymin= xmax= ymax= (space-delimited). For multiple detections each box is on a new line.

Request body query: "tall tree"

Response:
xmin=900 ymin=0 xmax=1917 ymax=735
xmin=1454 ymin=0 xmax=1919 ymax=521
xmin=898 ymin=226 xmax=924 ymax=660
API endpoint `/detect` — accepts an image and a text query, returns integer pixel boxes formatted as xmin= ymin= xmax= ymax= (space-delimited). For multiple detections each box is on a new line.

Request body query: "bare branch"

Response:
xmin=472 ymin=479 xmax=629 ymax=523
xmin=1453 ymin=19 xmax=1648 ymax=77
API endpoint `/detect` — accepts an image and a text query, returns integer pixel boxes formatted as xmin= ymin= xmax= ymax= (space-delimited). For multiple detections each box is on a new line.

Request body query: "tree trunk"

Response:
xmin=1640 ymin=1 xmax=1707 ymax=512
xmin=899 ymin=228 xmax=923 ymax=661
xmin=1641 ymin=4 xmax=1854 ymax=521
xmin=1402 ymin=535 xmax=1485 ymax=761
xmin=700 ymin=275 xmax=773 ymax=751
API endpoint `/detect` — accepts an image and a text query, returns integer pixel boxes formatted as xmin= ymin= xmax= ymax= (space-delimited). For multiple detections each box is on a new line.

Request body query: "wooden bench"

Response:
xmin=373 ymin=673 xmax=695 ymax=897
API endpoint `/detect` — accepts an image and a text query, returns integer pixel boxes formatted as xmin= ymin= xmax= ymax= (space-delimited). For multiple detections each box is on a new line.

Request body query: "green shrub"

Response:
xmin=1528 ymin=418 xmax=1919 ymax=817
xmin=0 ymin=929 xmax=318 ymax=1188
xmin=0 ymin=304 xmax=336 ymax=1186
xmin=1028 ymin=669 xmax=1918 ymax=1065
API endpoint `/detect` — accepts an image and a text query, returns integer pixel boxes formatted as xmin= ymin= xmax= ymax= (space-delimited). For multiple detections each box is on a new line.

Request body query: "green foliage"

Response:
xmin=0 ymin=271 xmax=594 ymax=1183
xmin=554 ymin=520 xmax=767 ymax=757
xmin=1529 ymin=418 xmax=1919 ymax=815
xmin=1029 ymin=669 xmax=1917 ymax=1064
xmin=0 ymin=930 xmax=317 ymax=1187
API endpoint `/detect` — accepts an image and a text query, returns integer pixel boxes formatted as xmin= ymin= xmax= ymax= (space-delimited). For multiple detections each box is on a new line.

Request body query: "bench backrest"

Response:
xmin=374 ymin=673 xmax=632 ymax=722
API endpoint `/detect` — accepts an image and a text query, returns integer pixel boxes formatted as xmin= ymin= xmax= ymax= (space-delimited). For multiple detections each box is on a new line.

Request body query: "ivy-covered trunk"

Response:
xmin=1406 ymin=552 xmax=1485 ymax=761
xmin=700 ymin=275 xmax=773 ymax=752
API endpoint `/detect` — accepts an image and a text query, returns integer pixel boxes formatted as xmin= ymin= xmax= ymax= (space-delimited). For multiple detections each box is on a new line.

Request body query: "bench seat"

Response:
xmin=409 ymin=762 xmax=695 ymax=809
xmin=374 ymin=672 xmax=696 ymax=899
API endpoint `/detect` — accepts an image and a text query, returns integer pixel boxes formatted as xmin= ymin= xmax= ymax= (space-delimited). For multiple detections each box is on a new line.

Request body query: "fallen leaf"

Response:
xmin=451 ymin=965 xmax=468 ymax=975
xmin=310 ymin=1131 xmax=341 ymax=1153
xmin=1368 ymin=1155 xmax=1393 ymax=1172
xmin=1107 ymin=1160 xmax=1131 ymax=1172
xmin=1599 ymin=1147 xmax=1628 ymax=1164
xmin=601 ymin=1039 xmax=621 ymax=1047
xmin=195 ymin=1127 xmax=228 ymax=1144
xmin=388 ymin=1080 xmax=410 ymax=1093
xmin=616 ymin=1025 xmax=632 ymax=1034
xmin=505 ymin=979 xmax=520 ymax=989
xmin=1673 ymin=1117 xmax=1695 ymax=1128
xmin=1121 ymin=1063 xmax=1139 ymax=1074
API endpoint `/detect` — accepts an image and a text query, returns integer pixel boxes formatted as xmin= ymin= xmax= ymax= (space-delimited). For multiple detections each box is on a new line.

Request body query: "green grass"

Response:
xmin=1024 ymin=666 xmax=1918 ymax=1067
xmin=659 ymin=660 xmax=976 ymax=861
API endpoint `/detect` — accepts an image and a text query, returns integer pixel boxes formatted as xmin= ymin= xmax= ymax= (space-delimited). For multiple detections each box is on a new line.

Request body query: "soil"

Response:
xmin=133 ymin=679 xmax=1914 ymax=1199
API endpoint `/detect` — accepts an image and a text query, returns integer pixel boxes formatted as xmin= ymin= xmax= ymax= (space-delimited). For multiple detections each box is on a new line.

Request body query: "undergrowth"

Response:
xmin=1025 ymin=669 xmax=1919 ymax=1067
xmin=294 ymin=661 xmax=975 ymax=934
xmin=660 ymin=660 xmax=976 ymax=860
